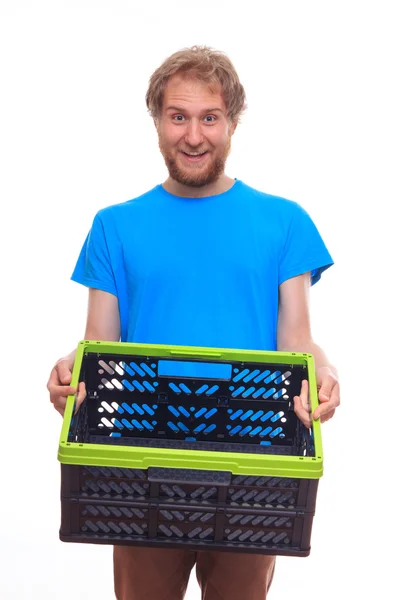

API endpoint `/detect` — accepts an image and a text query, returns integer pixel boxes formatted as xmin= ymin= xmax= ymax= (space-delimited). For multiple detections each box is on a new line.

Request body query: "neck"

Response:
xmin=162 ymin=174 xmax=236 ymax=198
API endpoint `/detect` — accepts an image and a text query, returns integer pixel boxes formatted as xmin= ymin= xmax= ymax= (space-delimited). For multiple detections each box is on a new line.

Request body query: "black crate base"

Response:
xmin=60 ymin=498 xmax=313 ymax=557
xmin=61 ymin=464 xmax=317 ymax=557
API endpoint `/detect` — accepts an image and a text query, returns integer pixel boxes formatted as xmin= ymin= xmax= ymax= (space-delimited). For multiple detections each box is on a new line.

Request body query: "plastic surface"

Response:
xmin=58 ymin=342 xmax=322 ymax=556
xmin=58 ymin=342 xmax=323 ymax=478
xmin=60 ymin=464 xmax=318 ymax=556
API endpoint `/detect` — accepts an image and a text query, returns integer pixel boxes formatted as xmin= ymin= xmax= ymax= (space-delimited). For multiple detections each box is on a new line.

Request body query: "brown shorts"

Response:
xmin=114 ymin=545 xmax=276 ymax=600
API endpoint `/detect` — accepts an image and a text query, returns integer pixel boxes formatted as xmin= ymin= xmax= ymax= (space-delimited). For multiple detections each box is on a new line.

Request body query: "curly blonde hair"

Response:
xmin=146 ymin=45 xmax=247 ymax=124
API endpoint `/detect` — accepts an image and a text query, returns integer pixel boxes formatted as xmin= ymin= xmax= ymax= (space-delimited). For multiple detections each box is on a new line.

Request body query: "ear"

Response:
xmin=153 ymin=118 xmax=159 ymax=131
xmin=230 ymin=120 xmax=238 ymax=135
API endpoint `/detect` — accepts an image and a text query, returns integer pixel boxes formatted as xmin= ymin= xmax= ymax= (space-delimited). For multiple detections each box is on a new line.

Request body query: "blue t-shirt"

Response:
xmin=71 ymin=180 xmax=333 ymax=350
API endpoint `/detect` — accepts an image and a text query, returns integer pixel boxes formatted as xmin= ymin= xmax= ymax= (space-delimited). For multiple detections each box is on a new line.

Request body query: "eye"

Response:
xmin=172 ymin=115 xmax=185 ymax=122
xmin=204 ymin=115 xmax=217 ymax=123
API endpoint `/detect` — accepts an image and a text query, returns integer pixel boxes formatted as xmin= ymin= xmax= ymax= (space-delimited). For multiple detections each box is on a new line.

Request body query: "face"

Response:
xmin=155 ymin=74 xmax=236 ymax=188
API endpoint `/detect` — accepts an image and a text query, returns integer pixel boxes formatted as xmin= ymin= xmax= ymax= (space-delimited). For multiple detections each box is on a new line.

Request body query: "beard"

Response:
xmin=158 ymin=137 xmax=231 ymax=188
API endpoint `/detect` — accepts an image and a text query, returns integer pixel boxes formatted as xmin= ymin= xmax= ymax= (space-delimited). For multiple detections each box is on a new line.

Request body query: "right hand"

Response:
xmin=47 ymin=354 xmax=86 ymax=416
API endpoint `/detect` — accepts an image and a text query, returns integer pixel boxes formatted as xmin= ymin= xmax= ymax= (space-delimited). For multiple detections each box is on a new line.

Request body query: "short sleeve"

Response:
xmin=71 ymin=211 xmax=117 ymax=296
xmin=278 ymin=202 xmax=334 ymax=286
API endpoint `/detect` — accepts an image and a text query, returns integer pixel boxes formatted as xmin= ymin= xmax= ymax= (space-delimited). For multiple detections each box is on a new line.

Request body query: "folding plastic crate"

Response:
xmin=59 ymin=341 xmax=323 ymax=557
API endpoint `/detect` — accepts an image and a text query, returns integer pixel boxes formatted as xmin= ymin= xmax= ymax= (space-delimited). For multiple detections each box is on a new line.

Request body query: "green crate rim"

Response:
xmin=58 ymin=341 xmax=323 ymax=479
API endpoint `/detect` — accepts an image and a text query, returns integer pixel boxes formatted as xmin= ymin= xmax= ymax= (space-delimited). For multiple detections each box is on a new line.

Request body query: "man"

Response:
xmin=48 ymin=45 xmax=340 ymax=600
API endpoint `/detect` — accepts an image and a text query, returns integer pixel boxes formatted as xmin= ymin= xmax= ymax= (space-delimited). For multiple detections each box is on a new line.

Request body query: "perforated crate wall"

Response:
xmin=61 ymin=465 xmax=318 ymax=512
xmin=71 ymin=351 xmax=312 ymax=456
xmin=60 ymin=467 xmax=316 ymax=556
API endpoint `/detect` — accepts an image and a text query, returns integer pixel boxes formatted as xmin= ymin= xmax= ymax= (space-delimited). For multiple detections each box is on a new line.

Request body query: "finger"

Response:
xmin=56 ymin=361 xmax=73 ymax=385
xmin=314 ymin=400 xmax=337 ymax=421
xmin=318 ymin=374 xmax=337 ymax=402
xmin=293 ymin=398 xmax=312 ymax=428
xmin=293 ymin=381 xmax=312 ymax=428
xmin=52 ymin=394 xmax=68 ymax=416
xmin=75 ymin=382 xmax=87 ymax=413
xmin=47 ymin=362 xmax=74 ymax=391
xmin=320 ymin=408 xmax=336 ymax=423
xmin=318 ymin=389 xmax=330 ymax=402
xmin=314 ymin=384 xmax=340 ymax=420
xmin=299 ymin=379 xmax=309 ymax=406
xmin=54 ymin=384 xmax=84 ymax=417
xmin=47 ymin=366 xmax=62 ymax=390
xmin=49 ymin=385 xmax=77 ymax=404
xmin=295 ymin=380 xmax=311 ymax=425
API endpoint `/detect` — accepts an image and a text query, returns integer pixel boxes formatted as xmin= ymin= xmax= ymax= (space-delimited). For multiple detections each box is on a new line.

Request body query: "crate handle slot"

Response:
xmin=148 ymin=467 xmax=231 ymax=486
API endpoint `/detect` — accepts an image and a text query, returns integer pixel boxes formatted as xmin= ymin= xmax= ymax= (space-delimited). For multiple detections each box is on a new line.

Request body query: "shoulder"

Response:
xmin=94 ymin=185 xmax=162 ymax=224
xmin=238 ymin=181 xmax=307 ymax=218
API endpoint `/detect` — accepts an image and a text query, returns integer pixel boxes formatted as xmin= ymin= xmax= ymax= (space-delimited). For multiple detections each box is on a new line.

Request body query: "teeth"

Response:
xmin=185 ymin=152 xmax=205 ymax=156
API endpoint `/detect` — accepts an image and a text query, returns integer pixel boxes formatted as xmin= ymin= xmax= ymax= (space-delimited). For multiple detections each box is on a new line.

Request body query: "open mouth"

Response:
xmin=181 ymin=151 xmax=209 ymax=163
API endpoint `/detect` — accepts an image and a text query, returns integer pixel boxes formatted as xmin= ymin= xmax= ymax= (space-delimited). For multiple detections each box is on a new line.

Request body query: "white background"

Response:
xmin=0 ymin=1 xmax=399 ymax=598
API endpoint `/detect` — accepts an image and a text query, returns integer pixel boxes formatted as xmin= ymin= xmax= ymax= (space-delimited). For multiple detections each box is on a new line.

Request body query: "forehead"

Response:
xmin=162 ymin=74 xmax=226 ymax=113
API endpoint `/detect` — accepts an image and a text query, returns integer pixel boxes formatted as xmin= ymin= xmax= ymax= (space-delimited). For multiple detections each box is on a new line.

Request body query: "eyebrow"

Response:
xmin=165 ymin=106 xmax=224 ymax=114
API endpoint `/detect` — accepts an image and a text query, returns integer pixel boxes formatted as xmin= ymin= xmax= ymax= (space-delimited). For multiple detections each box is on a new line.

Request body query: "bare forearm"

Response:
xmin=84 ymin=289 xmax=121 ymax=342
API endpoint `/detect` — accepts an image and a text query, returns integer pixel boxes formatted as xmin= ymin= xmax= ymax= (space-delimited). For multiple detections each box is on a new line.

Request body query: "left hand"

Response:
xmin=294 ymin=366 xmax=340 ymax=427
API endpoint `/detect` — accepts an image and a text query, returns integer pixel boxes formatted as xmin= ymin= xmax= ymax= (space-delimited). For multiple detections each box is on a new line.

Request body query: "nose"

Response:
xmin=184 ymin=118 xmax=204 ymax=147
